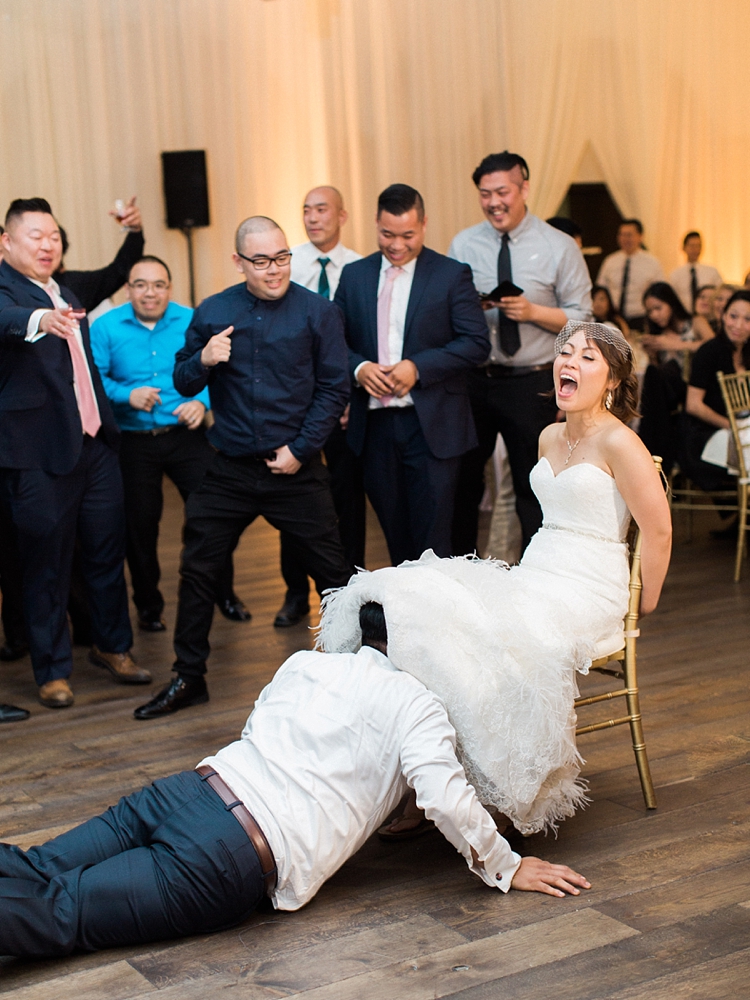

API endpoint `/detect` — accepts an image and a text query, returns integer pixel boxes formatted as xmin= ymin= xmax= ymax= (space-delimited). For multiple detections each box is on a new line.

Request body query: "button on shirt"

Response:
xmin=90 ymin=301 xmax=209 ymax=431
xmin=199 ymin=646 xmax=521 ymax=911
xmin=597 ymin=249 xmax=664 ymax=320
xmin=448 ymin=213 xmax=592 ymax=366
xmin=173 ymin=281 xmax=349 ymax=463
xmin=290 ymin=240 xmax=363 ymax=299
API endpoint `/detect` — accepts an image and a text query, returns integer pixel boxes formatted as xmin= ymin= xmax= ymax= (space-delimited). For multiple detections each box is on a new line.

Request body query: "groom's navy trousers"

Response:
xmin=0 ymin=770 xmax=265 ymax=958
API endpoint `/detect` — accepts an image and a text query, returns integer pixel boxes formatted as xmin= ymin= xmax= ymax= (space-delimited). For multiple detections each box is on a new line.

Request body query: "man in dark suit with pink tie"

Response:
xmin=334 ymin=185 xmax=489 ymax=565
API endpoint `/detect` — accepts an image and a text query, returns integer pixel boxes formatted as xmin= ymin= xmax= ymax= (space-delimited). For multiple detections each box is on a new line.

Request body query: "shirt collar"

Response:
xmin=482 ymin=209 xmax=531 ymax=245
xmin=379 ymin=253 xmax=418 ymax=277
xmin=29 ymin=275 xmax=62 ymax=296
xmin=356 ymin=644 xmax=397 ymax=671
xmin=122 ymin=300 xmax=178 ymax=329
xmin=312 ymin=240 xmax=347 ymax=267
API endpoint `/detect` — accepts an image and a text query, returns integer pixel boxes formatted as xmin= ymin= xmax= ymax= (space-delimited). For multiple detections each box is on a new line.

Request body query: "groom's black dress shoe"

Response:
xmin=0 ymin=703 xmax=30 ymax=723
xmin=133 ymin=675 xmax=208 ymax=720
xmin=273 ymin=597 xmax=310 ymax=628
xmin=217 ymin=597 xmax=252 ymax=622
xmin=0 ymin=639 xmax=28 ymax=662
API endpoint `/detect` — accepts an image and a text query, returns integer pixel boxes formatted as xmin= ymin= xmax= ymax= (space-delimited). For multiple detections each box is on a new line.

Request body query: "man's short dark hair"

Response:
xmin=129 ymin=255 xmax=172 ymax=283
xmin=377 ymin=184 xmax=425 ymax=221
xmin=546 ymin=216 xmax=582 ymax=240
xmin=620 ymin=218 xmax=643 ymax=235
xmin=683 ymin=230 xmax=701 ymax=246
xmin=4 ymin=197 xmax=54 ymax=228
xmin=360 ymin=601 xmax=388 ymax=648
xmin=472 ymin=152 xmax=530 ymax=187
xmin=59 ymin=225 xmax=69 ymax=257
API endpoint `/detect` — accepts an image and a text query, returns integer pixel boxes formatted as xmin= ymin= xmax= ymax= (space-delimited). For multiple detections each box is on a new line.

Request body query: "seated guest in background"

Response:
xmin=0 ymin=603 xmax=589 ymax=960
xmin=591 ymin=283 xmax=630 ymax=338
xmin=90 ymin=256 xmax=249 ymax=633
xmin=669 ymin=231 xmax=722 ymax=315
xmin=638 ymin=281 xmax=714 ymax=473
xmin=134 ymin=217 xmax=351 ymax=719
xmin=694 ymin=284 xmax=717 ymax=322
xmin=545 ymin=215 xmax=583 ymax=248
xmin=710 ymin=284 xmax=737 ymax=333
xmin=596 ymin=219 xmax=664 ymax=332
xmin=449 ymin=151 xmax=592 ymax=555
xmin=335 ymin=184 xmax=489 ymax=566
xmin=0 ymin=199 xmax=147 ymax=709
xmin=277 ymin=187 xmax=365 ymax=627
xmin=681 ymin=289 xmax=750 ymax=493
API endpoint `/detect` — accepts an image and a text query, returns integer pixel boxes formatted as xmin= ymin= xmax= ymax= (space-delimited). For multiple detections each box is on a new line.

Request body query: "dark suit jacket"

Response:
xmin=334 ymin=247 xmax=490 ymax=459
xmin=0 ymin=261 xmax=120 ymax=474
xmin=56 ymin=230 xmax=145 ymax=313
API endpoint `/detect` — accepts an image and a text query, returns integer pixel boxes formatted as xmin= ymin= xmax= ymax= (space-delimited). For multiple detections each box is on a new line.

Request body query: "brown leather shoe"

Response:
xmin=38 ymin=679 xmax=74 ymax=708
xmin=89 ymin=646 xmax=152 ymax=685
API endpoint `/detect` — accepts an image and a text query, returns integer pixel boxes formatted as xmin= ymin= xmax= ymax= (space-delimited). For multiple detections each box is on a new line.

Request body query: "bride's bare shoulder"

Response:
xmin=603 ymin=418 xmax=660 ymax=474
xmin=538 ymin=422 xmax=563 ymax=453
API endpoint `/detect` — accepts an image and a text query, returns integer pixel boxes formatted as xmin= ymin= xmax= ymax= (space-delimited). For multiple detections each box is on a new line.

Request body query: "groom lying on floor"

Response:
xmin=0 ymin=603 xmax=589 ymax=959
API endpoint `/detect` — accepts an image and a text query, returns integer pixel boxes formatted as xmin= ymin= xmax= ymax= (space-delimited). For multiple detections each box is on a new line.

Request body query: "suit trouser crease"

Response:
xmin=174 ymin=452 xmax=350 ymax=675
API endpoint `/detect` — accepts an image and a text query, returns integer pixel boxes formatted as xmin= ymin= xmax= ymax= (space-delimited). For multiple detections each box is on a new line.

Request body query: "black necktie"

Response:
xmin=497 ymin=234 xmax=520 ymax=356
xmin=317 ymin=258 xmax=331 ymax=299
xmin=619 ymin=257 xmax=631 ymax=317
xmin=690 ymin=266 xmax=698 ymax=312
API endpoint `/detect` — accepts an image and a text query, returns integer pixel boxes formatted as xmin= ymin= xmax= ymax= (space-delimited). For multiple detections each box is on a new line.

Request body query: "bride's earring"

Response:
xmin=605 ymin=390 xmax=613 ymax=411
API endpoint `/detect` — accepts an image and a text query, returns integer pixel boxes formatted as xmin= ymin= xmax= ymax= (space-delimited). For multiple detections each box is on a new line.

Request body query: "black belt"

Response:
xmin=480 ymin=363 xmax=554 ymax=379
xmin=196 ymin=765 xmax=278 ymax=895
xmin=125 ymin=425 xmax=177 ymax=436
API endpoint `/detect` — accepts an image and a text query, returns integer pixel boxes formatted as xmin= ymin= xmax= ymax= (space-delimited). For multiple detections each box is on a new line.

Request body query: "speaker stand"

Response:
xmin=181 ymin=225 xmax=196 ymax=307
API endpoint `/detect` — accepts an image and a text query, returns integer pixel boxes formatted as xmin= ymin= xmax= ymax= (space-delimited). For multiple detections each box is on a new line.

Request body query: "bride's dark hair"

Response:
xmin=590 ymin=336 xmax=640 ymax=424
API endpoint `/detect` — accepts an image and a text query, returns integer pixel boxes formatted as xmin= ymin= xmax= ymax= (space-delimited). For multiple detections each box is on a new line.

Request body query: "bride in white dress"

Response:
xmin=317 ymin=322 xmax=672 ymax=835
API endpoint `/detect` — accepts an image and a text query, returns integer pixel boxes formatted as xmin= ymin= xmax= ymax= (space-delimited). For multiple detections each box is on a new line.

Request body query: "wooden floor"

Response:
xmin=1 ymin=484 xmax=750 ymax=999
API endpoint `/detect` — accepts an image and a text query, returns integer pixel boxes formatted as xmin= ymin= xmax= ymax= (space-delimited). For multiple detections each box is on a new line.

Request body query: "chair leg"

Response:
xmin=623 ymin=639 xmax=657 ymax=809
xmin=734 ymin=484 xmax=748 ymax=583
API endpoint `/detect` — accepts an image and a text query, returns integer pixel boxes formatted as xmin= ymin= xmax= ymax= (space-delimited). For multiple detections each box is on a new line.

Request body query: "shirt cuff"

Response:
xmin=353 ymin=361 xmax=367 ymax=381
xmin=26 ymin=309 xmax=51 ymax=342
xmin=473 ymin=841 xmax=523 ymax=893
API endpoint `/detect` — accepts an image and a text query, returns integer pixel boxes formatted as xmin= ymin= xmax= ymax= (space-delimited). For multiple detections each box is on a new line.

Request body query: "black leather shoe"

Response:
xmin=273 ymin=597 xmax=311 ymax=628
xmin=0 ymin=703 xmax=30 ymax=723
xmin=217 ymin=597 xmax=252 ymax=622
xmin=137 ymin=611 xmax=167 ymax=632
xmin=0 ymin=639 xmax=28 ymax=662
xmin=134 ymin=675 xmax=209 ymax=720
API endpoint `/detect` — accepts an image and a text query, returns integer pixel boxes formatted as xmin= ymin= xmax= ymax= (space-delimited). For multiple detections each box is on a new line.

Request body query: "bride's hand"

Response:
xmin=511 ymin=856 xmax=591 ymax=897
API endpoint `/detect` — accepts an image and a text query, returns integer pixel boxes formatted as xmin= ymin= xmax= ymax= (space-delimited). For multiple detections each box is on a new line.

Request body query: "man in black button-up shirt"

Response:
xmin=135 ymin=217 xmax=352 ymax=719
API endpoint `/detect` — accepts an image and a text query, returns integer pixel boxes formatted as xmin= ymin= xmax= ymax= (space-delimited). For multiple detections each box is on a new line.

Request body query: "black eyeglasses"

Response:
xmin=236 ymin=251 xmax=293 ymax=270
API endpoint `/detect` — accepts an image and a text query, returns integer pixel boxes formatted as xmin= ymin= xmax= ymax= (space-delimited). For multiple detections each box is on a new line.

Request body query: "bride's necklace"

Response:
xmin=564 ymin=434 xmax=581 ymax=466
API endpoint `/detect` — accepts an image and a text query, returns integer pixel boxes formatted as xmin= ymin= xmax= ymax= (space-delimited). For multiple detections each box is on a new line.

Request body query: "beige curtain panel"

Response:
xmin=1 ymin=0 xmax=748 ymax=306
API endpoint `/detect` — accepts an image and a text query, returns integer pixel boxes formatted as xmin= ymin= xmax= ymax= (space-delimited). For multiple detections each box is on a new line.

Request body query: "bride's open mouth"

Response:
xmin=558 ymin=373 xmax=578 ymax=399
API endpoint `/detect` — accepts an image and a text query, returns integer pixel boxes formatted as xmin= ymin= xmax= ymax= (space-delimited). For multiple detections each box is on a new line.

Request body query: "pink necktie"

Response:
xmin=377 ymin=265 xmax=402 ymax=406
xmin=67 ymin=336 xmax=101 ymax=437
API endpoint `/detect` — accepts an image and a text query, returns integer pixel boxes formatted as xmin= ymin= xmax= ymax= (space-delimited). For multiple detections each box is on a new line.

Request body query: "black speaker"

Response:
xmin=161 ymin=150 xmax=210 ymax=229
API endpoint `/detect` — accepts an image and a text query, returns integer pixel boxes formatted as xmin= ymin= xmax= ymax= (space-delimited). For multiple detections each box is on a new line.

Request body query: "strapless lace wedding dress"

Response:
xmin=317 ymin=458 xmax=632 ymax=834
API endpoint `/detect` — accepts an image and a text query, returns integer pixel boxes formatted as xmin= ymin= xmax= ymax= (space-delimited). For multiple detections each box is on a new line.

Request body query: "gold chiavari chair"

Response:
xmin=574 ymin=456 xmax=663 ymax=811
xmin=717 ymin=371 xmax=750 ymax=581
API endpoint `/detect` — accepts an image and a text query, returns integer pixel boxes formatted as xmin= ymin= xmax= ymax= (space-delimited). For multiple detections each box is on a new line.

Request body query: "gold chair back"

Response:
xmin=717 ymin=371 xmax=750 ymax=580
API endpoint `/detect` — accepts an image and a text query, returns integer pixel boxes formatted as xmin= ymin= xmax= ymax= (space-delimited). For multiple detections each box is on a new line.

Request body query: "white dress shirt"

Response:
xmin=25 ymin=277 xmax=101 ymax=422
xmin=596 ymin=249 xmax=664 ymax=320
xmin=669 ymin=262 xmax=722 ymax=313
xmin=199 ymin=646 xmax=521 ymax=911
xmin=448 ymin=213 xmax=592 ymax=366
xmin=290 ymin=239 xmax=362 ymax=299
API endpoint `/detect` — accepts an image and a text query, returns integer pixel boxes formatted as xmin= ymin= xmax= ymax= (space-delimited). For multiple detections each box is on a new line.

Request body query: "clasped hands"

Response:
xmin=129 ymin=388 xmax=205 ymax=430
xmin=356 ymin=359 xmax=418 ymax=398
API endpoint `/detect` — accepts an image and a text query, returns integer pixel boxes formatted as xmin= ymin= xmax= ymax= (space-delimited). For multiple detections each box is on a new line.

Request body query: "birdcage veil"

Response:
xmin=554 ymin=321 xmax=632 ymax=361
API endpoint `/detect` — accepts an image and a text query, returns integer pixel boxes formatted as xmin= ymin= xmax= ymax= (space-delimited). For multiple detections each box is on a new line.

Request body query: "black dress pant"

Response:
xmin=0 ymin=770 xmax=264 ymax=958
xmin=452 ymin=367 xmax=557 ymax=556
xmin=120 ymin=426 xmax=236 ymax=617
xmin=174 ymin=451 xmax=351 ymax=676
xmin=638 ymin=360 xmax=686 ymax=477
xmin=0 ymin=435 xmax=132 ymax=686
xmin=362 ymin=407 xmax=460 ymax=567
xmin=280 ymin=423 xmax=366 ymax=601
xmin=0 ymin=497 xmax=25 ymax=647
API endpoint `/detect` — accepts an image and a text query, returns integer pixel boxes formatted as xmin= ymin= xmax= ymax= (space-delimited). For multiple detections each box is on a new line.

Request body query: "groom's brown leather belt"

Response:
xmin=196 ymin=765 xmax=278 ymax=894
xmin=481 ymin=363 xmax=554 ymax=378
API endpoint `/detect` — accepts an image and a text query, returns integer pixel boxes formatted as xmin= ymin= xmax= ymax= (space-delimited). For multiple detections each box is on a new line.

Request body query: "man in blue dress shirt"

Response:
xmin=91 ymin=257 xmax=248 ymax=633
xmin=133 ymin=218 xmax=352 ymax=719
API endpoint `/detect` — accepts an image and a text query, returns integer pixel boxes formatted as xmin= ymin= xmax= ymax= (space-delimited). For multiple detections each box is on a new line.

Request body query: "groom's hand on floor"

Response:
xmin=511 ymin=857 xmax=591 ymax=897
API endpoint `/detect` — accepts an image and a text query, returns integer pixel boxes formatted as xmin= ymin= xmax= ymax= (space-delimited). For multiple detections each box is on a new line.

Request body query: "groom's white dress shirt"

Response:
xmin=200 ymin=645 xmax=521 ymax=911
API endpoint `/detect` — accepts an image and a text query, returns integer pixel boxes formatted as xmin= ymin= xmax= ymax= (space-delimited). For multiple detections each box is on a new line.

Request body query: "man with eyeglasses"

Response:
xmin=90 ymin=256 xmax=249 ymax=634
xmin=133 ymin=217 xmax=351 ymax=719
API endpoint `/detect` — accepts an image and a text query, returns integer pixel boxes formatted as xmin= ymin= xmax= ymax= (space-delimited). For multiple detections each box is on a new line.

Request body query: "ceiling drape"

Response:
xmin=1 ymin=0 xmax=748 ymax=305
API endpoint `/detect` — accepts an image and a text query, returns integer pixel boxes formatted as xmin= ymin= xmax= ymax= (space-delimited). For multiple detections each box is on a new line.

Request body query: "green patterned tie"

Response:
xmin=317 ymin=258 xmax=331 ymax=299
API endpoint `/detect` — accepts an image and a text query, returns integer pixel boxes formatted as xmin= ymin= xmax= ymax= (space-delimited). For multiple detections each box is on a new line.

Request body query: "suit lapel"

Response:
xmin=1 ymin=262 xmax=55 ymax=308
xmin=365 ymin=254 xmax=381 ymax=359
xmin=404 ymin=249 xmax=433 ymax=344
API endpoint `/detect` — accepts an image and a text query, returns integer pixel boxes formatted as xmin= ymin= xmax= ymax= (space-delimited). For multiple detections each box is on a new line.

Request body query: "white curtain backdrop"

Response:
xmin=1 ymin=0 xmax=749 ymax=306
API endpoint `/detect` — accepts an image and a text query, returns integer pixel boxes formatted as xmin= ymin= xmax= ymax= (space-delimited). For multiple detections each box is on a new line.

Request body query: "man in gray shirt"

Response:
xmin=449 ymin=151 xmax=591 ymax=553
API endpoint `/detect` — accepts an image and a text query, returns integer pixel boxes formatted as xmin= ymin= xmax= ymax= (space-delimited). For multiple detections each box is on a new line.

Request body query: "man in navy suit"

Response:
xmin=0 ymin=199 xmax=148 ymax=709
xmin=334 ymin=185 xmax=489 ymax=565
